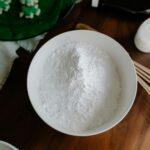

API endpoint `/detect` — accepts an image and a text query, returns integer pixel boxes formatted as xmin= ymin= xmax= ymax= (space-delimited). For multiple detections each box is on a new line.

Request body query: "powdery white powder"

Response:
xmin=39 ymin=42 xmax=121 ymax=132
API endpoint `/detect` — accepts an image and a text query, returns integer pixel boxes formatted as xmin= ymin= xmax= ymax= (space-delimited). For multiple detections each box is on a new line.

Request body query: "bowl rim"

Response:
xmin=0 ymin=140 xmax=18 ymax=150
xmin=27 ymin=30 xmax=137 ymax=136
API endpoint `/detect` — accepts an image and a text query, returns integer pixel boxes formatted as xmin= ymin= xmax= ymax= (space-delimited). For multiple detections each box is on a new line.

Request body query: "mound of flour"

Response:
xmin=39 ymin=42 xmax=121 ymax=132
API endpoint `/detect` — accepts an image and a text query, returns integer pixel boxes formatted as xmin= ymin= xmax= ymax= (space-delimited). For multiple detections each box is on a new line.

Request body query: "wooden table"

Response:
xmin=0 ymin=0 xmax=150 ymax=149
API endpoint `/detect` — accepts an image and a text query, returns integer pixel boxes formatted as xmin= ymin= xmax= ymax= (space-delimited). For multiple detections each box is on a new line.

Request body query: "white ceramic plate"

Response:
xmin=27 ymin=30 xmax=137 ymax=136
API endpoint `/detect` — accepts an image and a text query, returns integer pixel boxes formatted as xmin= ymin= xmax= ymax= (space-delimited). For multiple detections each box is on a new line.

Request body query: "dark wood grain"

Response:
xmin=0 ymin=0 xmax=150 ymax=149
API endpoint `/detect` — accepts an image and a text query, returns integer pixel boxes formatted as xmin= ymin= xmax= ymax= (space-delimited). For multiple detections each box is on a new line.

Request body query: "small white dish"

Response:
xmin=27 ymin=30 xmax=137 ymax=136
xmin=0 ymin=141 xmax=18 ymax=150
xmin=91 ymin=0 xmax=99 ymax=7
xmin=134 ymin=18 xmax=150 ymax=53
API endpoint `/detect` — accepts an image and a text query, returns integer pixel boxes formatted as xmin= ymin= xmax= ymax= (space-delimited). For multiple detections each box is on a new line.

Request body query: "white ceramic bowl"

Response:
xmin=27 ymin=30 xmax=137 ymax=136
xmin=0 ymin=141 xmax=18 ymax=150
xmin=134 ymin=18 xmax=150 ymax=53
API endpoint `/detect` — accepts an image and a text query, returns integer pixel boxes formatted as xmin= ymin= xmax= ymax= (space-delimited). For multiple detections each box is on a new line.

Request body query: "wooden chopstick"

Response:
xmin=133 ymin=60 xmax=150 ymax=85
xmin=135 ymin=67 xmax=150 ymax=81
xmin=137 ymin=76 xmax=150 ymax=95
xmin=136 ymin=68 xmax=150 ymax=84
xmin=134 ymin=60 xmax=150 ymax=75
xmin=75 ymin=23 xmax=150 ymax=95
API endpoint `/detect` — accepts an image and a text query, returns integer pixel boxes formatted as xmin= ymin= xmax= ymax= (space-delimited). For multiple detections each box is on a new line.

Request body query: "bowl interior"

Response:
xmin=27 ymin=30 xmax=137 ymax=136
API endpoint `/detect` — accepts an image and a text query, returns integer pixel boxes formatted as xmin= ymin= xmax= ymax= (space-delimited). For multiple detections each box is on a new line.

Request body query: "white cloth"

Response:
xmin=0 ymin=1 xmax=82 ymax=90
xmin=0 ymin=35 xmax=45 ymax=90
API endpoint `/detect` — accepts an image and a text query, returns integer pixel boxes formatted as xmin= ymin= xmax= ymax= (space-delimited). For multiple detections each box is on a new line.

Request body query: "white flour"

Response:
xmin=39 ymin=42 xmax=121 ymax=132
